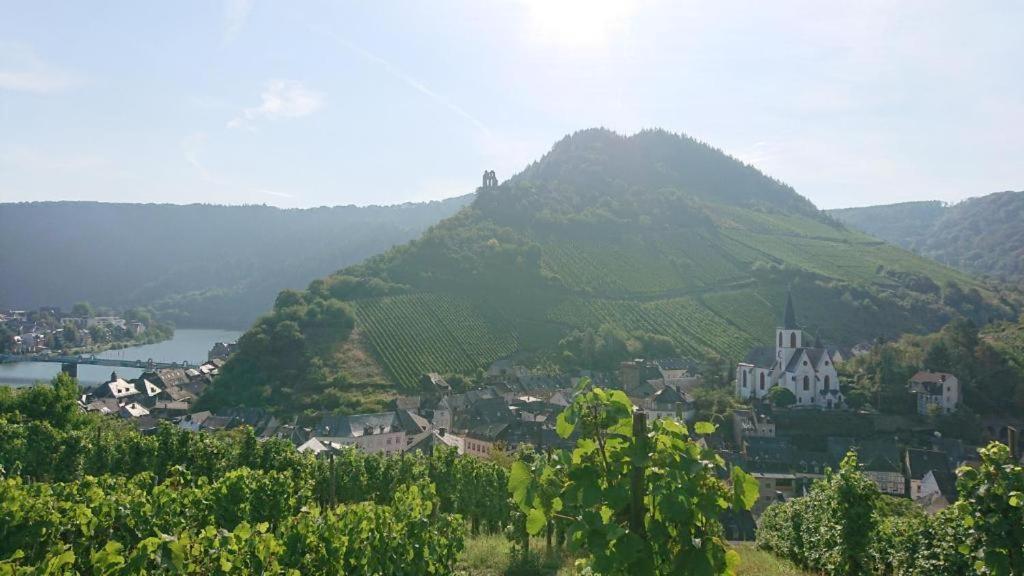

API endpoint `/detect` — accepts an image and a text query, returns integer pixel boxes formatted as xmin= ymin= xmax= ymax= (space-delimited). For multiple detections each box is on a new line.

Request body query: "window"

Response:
xmin=803 ymin=360 xmax=808 ymax=366
xmin=790 ymin=333 xmax=797 ymax=348
xmin=759 ymin=373 xmax=766 ymax=390
xmin=824 ymin=375 xmax=831 ymax=391
xmin=778 ymin=332 xmax=783 ymax=347
xmin=803 ymin=375 xmax=810 ymax=391
xmin=743 ymin=372 xmax=748 ymax=388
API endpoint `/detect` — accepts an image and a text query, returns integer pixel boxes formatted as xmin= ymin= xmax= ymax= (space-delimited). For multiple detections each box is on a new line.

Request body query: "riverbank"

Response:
xmin=0 ymin=328 xmax=242 ymax=387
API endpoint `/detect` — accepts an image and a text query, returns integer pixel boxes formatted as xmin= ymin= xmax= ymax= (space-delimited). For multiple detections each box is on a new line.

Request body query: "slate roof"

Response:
xmin=907 ymin=448 xmax=957 ymax=498
xmin=151 ymin=368 xmax=189 ymax=388
xmin=783 ymin=292 xmax=798 ymax=329
xmin=97 ymin=378 xmax=141 ymax=399
xmin=141 ymin=379 xmax=162 ymax=397
xmin=406 ymin=429 xmax=464 ymax=455
xmin=396 ymin=409 xmax=431 ymax=434
xmin=315 ymin=412 xmax=401 ymax=438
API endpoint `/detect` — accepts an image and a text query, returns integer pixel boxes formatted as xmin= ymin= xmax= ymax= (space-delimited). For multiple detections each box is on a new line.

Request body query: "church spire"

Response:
xmin=783 ymin=292 xmax=797 ymax=330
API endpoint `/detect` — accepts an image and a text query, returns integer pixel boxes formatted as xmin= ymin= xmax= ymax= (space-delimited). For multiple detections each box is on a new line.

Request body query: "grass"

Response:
xmin=732 ymin=542 xmax=815 ymax=576
xmin=455 ymin=535 xmax=814 ymax=576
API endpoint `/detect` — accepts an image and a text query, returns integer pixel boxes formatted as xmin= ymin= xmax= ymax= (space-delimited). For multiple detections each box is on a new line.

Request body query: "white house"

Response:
xmin=908 ymin=371 xmax=959 ymax=415
xmin=314 ymin=412 xmax=407 ymax=455
xmin=735 ymin=294 xmax=844 ymax=409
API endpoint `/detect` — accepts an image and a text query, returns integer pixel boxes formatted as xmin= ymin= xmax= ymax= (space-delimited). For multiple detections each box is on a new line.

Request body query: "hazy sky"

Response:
xmin=1 ymin=1 xmax=1021 ymax=209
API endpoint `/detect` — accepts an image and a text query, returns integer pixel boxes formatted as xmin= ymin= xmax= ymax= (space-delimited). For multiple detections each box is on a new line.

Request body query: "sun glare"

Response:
xmin=521 ymin=0 xmax=637 ymax=50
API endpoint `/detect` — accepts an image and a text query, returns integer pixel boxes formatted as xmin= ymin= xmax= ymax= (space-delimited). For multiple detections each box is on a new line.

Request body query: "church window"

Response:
xmin=778 ymin=332 xmax=783 ymax=347
xmin=759 ymin=373 xmax=765 ymax=390
xmin=802 ymin=376 xmax=810 ymax=391
xmin=790 ymin=333 xmax=797 ymax=348
xmin=824 ymin=375 xmax=831 ymax=391
xmin=742 ymin=372 xmax=747 ymax=388
xmin=803 ymin=360 xmax=808 ymax=366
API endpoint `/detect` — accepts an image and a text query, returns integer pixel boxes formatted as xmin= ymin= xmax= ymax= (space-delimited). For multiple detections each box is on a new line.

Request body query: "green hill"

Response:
xmin=830 ymin=191 xmax=1024 ymax=283
xmin=205 ymin=128 xmax=1020 ymax=413
xmin=0 ymin=197 xmax=472 ymax=328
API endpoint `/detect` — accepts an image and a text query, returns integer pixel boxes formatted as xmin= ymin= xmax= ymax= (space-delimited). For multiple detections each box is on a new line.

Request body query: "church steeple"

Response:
xmin=783 ymin=292 xmax=797 ymax=330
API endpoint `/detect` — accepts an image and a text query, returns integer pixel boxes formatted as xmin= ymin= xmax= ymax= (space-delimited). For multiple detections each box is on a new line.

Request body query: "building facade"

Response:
xmin=735 ymin=294 xmax=844 ymax=409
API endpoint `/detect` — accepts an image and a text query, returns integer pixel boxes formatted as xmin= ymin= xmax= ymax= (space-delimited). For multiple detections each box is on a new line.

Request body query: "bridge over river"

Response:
xmin=0 ymin=354 xmax=194 ymax=371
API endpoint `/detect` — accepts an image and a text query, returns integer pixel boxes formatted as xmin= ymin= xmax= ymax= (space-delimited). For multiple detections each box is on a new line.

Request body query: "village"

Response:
xmin=0 ymin=305 xmax=167 ymax=355
xmin=68 ymin=295 xmax=1023 ymax=526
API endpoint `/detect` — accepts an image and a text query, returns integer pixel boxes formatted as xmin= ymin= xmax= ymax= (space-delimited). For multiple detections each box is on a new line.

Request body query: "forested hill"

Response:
xmin=205 ymin=128 xmax=1021 ymax=414
xmin=830 ymin=191 xmax=1024 ymax=283
xmin=0 ymin=197 xmax=472 ymax=328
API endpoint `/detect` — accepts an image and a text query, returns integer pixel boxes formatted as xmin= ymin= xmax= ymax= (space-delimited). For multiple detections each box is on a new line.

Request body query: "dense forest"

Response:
xmin=205 ymin=128 xmax=1021 ymax=414
xmin=0 ymin=197 xmax=471 ymax=329
xmin=830 ymin=191 xmax=1024 ymax=284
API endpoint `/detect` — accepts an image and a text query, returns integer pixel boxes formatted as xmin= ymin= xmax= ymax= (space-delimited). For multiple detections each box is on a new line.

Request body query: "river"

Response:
xmin=0 ymin=328 xmax=243 ymax=387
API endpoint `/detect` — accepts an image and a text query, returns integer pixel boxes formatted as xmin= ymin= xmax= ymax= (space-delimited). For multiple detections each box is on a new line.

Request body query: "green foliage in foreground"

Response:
xmin=0 ymin=375 xmax=513 ymax=575
xmin=757 ymin=442 xmax=1024 ymax=576
xmin=509 ymin=380 xmax=757 ymax=575
xmin=0 ymin=471 xmax=463 ymax=575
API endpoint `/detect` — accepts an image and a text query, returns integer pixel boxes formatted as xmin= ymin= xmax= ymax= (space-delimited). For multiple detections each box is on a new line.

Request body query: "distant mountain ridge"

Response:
xmin=205 ymin=128 xmax=1020 ymax=414
xmin=0 ymin=197 xmax=473 ymax=328
xmin=830 ymin=191 xmax=1024 ymax=283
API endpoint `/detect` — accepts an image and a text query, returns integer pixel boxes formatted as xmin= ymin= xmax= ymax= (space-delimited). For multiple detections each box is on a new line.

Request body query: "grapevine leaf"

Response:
xmin=509 ymin=461 xmax=533 ymax=509
xmin=526 ymin=508 xmax=547 ymax=535
xmin=556 ymin=410 xmax=577 ymax=439
xmin=694 ymin=421 xmax=716 ymax=435
xmin=731 ymin=466 xmax=759 ymax=511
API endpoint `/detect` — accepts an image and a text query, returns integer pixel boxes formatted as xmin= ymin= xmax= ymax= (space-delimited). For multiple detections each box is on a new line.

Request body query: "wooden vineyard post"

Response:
xmin=630 ymin=410 xmax=648 ymax=539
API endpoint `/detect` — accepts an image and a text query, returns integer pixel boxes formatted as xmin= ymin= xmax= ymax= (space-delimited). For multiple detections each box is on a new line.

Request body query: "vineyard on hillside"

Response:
xmin=354 ymin=293 xmax=518 ymax=388
xmin=548 ymin=296 xmax=757 ymax=359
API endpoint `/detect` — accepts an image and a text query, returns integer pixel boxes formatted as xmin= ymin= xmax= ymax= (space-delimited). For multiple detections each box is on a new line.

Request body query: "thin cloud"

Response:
xmin=228 ymin=79 xmax=325 ymax=129
xmin=260 ymin=188 xmax=293 ymax=199
xmin=223 ymin=0 xmax=254 ymax=43
xmin=0 ymin=44 xmax=78 ymax=93
xmin=302 ymin=20 xmax=490 ymax=136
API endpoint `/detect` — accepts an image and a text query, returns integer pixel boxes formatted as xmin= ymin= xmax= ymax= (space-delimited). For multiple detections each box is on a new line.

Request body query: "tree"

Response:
xmin=72 ymin=301 xmax=94 ymax=318
xmin=924 ymin=339 xmax=953 ymax=372
xmin=767 ymin=386 xmax=796 ymax=408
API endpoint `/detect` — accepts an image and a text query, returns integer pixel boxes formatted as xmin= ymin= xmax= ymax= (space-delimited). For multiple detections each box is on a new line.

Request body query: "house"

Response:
xmin=93 ymin=372 xmax=141 ymax=400
xmin=905 ymin=448 xmax=956 ymax=508
xmin=151 ymin=401 xmax=190 ymax=417
xmin=313 ymin=412 xmax=406 ymax=454
xmin=179 ymin=411 xmax=238 ymax=432
xmin=296 ymin=437 xmax=334 ymax=455
xmin=735 ymin=294 xmax=844 ymax=410
xmin=119 ymin=402 xmax=150 ymax=419
xmin=421 ymin=372 xmax=452 ymax=393
xmin=732 ymin=409 xmax=776 ymax=447
xmin=827 ymin=437 xmax=905 ymax=496
xmin=750 ymin=472 xmax=800 ymax=514
xmin=208 ymin=341 xmax=237 ymax=361
xmin=145 ymin=368 xmax=190 ymax=390
xmin=908 ymin=371 xmax=959 ymax=415
xmin=406 ymin=428 xmax=465 ymax=455
xmin=634 ymin=385 xmax=695 ymax=422
xmin=83 ymin=397 xmax=121 ymax=415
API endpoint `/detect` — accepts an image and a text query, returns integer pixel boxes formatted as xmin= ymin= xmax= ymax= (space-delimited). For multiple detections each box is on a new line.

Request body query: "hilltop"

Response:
xmin=830 ymin=191 xmax=1024 ymax=283
xmin=205 ymin=128 xmax=1019 ymax=413
xmin=0 ymin=197 xmax=472 ymax=328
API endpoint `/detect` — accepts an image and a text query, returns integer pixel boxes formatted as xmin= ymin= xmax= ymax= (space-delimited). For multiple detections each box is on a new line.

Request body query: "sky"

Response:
xmin=1 ymin=1 xmax=1021 ymax=210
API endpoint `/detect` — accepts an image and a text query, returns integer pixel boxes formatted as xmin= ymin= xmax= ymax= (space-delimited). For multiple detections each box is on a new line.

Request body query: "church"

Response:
xmin=735 ymin=294 xmax=845 ymax=410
